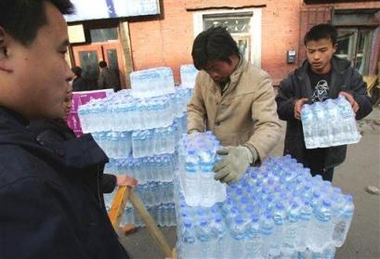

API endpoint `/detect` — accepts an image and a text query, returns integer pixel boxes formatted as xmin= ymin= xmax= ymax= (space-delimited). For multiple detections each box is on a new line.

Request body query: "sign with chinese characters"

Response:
xmin=66 ymin=0 xmax=160 ymax=22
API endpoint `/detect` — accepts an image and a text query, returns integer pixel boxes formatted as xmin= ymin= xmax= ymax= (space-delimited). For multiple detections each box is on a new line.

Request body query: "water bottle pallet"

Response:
xmin=175 ymin=156 xmax=354 ymax=259
xmin=121 ymin=202 xmax=177 ymax=227
xmin=134 ymin=181 xmax=175 ymax=207
xmin=92 ymin=117 xmax=185 ymax=160
xmin=78 ymin=88 xmax=190 ymax=133
xmin=302 ymin=96 xmax=361 ymax=149
xmin=112 ymin=153 xmax=178 ymax=185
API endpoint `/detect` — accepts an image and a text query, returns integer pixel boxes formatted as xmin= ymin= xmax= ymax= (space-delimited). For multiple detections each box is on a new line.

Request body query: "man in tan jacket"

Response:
xmin=187 ymin=26 xmax=282 ymax=184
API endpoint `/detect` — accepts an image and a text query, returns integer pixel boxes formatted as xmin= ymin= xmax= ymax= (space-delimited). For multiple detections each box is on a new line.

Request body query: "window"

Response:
xmin=336 ymin=28 xmax=373 ymax=75
xmin=333 ymin=8 xmax=379 ymax=76
xmin=203 ymin=13 xmax=252 ymax=62
xmin=193 ymin=9 xmax=262 ymax=67
xmin=90 ymin=28 xmax=118 ymax=43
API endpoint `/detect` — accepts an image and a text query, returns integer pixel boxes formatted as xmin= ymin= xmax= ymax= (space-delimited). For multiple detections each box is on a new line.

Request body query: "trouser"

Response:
xmin=310 ymin=167 xmax=335 ymax=182
xmin=304 ymin=148 xmax=335 ymax=182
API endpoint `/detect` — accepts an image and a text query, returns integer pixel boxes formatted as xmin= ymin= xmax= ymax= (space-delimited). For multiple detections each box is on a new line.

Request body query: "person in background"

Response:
xmin=71 ymin=65 xmax=91 ymax=91
xmin=98 ymin=60 xmax=121 ymax=92
xmin=276 ymin=23 xmax=373 ymax=182
xmin=29 ymin=86 xmax=138 ymax=192
xmin=0 ymin=0 xmax=130 ymax=257
xmin=187 ymin=26 xmax=282 ymax=184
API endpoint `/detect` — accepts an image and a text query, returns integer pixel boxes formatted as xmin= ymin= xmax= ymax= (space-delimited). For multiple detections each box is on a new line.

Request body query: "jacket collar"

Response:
xmin=296 ymin=55 xmax=350 ymax=80
xmin=0 ymin=106 xmax=29 ymax=128
xmin=225 ymin=54 xmax=246 ymax=93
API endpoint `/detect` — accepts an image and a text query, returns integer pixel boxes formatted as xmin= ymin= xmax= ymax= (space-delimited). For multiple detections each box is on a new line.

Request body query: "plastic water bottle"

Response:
xmin=260 ymin=211 xmax=274 ymax=258
xmin=179 ymin=218 xmax=198 ymax=259
xmin=297 ymin=200 xmax=313 ymax=252
xmin=245 ymin=214 xmax=264 ymax=259
xmin=229 ymin=214 xmax=249 ymax=258
xmin=332 ymin=194 xmax=354 ymax=247
xmin=270 ymin=201 xmax=286 ymax=257
xmin=183 ymin=149 xmax=200 ymax=206
xmin=301 ymin=103 xmax=316 ymax=149
xmin=336 ymin=95 xmax=360 ymax=144
xmin=325 ymin=99 xmax=342 ymax=146
xmin=313 ymin=101 xmax=329 ymax=147
xmin=283 ymin=201 xmax=300 ymax=256
xmin=199 ymin=152 xmax=217 ymax=207
xmin=194 ymin=218 xmax=215 ymax=258
xmin=308 ymin=199 xmax=333 ymax=252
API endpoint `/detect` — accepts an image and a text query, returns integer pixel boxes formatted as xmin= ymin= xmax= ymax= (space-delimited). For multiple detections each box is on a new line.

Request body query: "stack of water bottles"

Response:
xmin=78 ymin=66 xmax=193 ymax=227
xmin=301 ymin=95 xmax=361 ymax=149
xmin=175 ymin=155 xmax=354 ymax=259
xmin=130 ymin=66 xmax=175 ymax=99
xmin=177 ymin=131 xmax=227 ymax=207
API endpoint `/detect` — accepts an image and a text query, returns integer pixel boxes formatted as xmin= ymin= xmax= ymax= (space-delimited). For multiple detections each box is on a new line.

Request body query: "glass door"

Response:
xmin=72 ymin=43 xmax=126 ymax=89
xmin=102 ymin=43 xmax=124 ymax=90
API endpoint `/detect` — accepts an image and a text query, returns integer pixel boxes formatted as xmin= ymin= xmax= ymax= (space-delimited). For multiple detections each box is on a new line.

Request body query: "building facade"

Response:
xmin=66 ymin=0 xmax=380 ymax=89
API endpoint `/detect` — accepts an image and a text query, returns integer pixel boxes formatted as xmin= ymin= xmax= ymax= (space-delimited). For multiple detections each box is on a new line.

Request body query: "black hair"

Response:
xmin=0 ymin=0 xmax=75 ymax=46
xmin=191 ymin=26 xmax=240 ymax=70
xmin=303 ymin=23 xmax=338 ymax=46
xmin=71 ymin=66 xmax=82 ymax=76
xmin=98 ymin=61 xmax=107 ymax=68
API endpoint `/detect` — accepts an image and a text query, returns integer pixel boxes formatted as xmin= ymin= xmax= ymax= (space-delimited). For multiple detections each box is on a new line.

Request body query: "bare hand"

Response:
xmin=116 ymin=175 xmax=138 ymax=188
xmin=339 ymin=91 xmax=359 ymax=113
xmin=294 ymin=98 xmax=309 ymax=120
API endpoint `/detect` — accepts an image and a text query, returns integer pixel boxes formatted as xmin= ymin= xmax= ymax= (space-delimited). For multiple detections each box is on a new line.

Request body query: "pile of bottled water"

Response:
xmin=130 ymin=67 xmax=175 ymax=98
xmin=301 ymin=95 xmax=361 ymax=149
xmin=78 ymin=88 xmax=190 ymax=133
xmin=175 ymin=155 xmax=354 ymax=259
xmin=177 ymin=131 xmax=227 ymax=207
xmin=79 ymin=66 xmax=194 ymax=227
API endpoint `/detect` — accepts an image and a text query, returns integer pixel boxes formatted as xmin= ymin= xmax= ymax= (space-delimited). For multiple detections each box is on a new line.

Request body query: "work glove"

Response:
xmin=213 ymin=145 xmax=258 ymax=184
xmin=187 ymin=129 xmax=200 ymax=134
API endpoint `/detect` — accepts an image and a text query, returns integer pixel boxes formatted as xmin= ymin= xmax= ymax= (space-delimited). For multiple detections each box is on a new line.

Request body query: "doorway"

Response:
xmin=72 ymin=42 xmax=126 ymax=90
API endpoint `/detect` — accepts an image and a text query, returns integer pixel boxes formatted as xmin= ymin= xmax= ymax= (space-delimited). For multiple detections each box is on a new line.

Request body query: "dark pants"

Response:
xmin=310 ymin=167 xmax=334 ymax=182
xmin=305 ymin=148 xmax=335 ymax=182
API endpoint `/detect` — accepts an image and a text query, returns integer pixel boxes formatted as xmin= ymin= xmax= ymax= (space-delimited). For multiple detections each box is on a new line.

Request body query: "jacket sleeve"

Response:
xmin=344 ymin=68 xmax=373 ymax=120
xmin=0 ymin=177 xmax=88 ymax=258
xmin=62 ymin=134 xmax=109 ymax=170
xmin=276 ymin=73 xmax=298 ymax=122
xmin=187 ymin=73 xmax=207 ymax=133
xmin=247 ymin=72 xmax=282 ymax=164
xmin=102 ymin=174 xmax=117 ymax=193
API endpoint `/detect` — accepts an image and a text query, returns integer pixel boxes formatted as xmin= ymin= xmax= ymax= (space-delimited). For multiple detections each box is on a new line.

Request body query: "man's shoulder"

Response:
xmin=0 ymin=145 xmax=45 ymax=188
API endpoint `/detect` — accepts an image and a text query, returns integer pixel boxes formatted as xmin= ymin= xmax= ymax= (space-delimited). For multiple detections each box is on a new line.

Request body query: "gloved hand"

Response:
xmin=213 ymin=145 xmax=257 ymax=184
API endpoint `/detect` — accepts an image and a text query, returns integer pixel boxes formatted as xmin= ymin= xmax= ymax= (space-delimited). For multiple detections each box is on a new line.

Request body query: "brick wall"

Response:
xmin=128 ymin=0 xmax=379 ymax=85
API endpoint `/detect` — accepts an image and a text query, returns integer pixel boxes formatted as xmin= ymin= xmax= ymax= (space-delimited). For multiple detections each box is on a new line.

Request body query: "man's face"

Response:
xmin=62 ymin=87 xmax=73 ymax=121
xmin=305 ymin=38 xmax=337 ymax=74
xmin=203 ymin=58 xmax=236 ymax=84
xmin=7 ymin=2 xmax=73 ymax=119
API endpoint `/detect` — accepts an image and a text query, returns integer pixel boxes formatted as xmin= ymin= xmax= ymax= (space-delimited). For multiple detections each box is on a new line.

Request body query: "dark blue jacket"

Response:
xmin=276 ymin=56 xmax=373 ymax=169
xmin=28 ymin=119 xmax=117 ymax=193
xmin=0 ymin=107 xmax=129 ymax=258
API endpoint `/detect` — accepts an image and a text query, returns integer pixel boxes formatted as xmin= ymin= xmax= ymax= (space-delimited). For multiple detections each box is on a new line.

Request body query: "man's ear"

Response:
xmin=332 ymin=43 xmax=338 ymax=54
xmin=0 ymin=27 xmax=13 ymax=72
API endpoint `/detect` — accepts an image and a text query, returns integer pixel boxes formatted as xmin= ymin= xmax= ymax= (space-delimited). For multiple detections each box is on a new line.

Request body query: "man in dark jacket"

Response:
xmin=29 ymin=86 xmax=138 ymax=194
xmin=0 ymin=1 xmax=130 ymax=258
xmin=72 ymin=66 xmax=92 ymax=91
xmin=98 ymin=60 xmax=121 ymax=92
xmin=276 ymin=23 xmax=373 ymax=181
